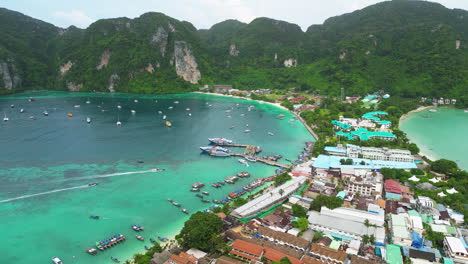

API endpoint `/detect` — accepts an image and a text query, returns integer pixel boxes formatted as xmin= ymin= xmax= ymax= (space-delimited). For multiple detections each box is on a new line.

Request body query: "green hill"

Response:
xmin=0 ymin=1 xmax=466 ymax=104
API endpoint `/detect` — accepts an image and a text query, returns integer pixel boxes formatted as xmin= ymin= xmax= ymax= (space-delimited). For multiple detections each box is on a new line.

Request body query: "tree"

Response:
xmin=431 ymin=159 xmax=458 ymax=175
xmin=272 ymin=257 xmax=293 ymax=264
xmin=408 ymin=143 xmax=420 ymax=155
xmin=310 ymin=195 xmax=343 ymax=211
xmin=292 ymin=217 xmax=309 ymax=232
xmin=369 ymin=235 xmax=376 ymax=245
xmin=279 ymin=188 xmax=284 ymax=196
xmin=292 ymin=204 xmax=308 ymax=218
xmin=175 ymin=212 xmax=224 ymax=252
xmin=362 ymin=235 xmax=370 ymax=245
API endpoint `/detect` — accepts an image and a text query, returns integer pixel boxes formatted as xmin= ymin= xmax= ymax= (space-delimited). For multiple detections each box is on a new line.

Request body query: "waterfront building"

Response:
xmin=312 ymin=155 xmax=417 ymax=172
xmin=325 ymin=145 xmax=415 ymax=163
xmin=232 ymin=176 xmax=307 ymax=218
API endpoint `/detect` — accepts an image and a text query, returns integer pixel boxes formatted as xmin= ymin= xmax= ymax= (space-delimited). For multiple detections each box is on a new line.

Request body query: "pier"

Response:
xmin=217 ymin=143 xmax=290 ymax=168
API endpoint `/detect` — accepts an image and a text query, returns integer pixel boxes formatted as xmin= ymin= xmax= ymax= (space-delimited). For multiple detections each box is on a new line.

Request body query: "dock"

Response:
xmin=217 ymin=143 xmax=290 ymax=168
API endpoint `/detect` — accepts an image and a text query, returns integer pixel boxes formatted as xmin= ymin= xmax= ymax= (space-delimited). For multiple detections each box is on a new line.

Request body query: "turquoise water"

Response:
xmin=0 ymin=92 xmax=313 ymax=263
xmin=400 ymin=107 xmax=468 ymax=170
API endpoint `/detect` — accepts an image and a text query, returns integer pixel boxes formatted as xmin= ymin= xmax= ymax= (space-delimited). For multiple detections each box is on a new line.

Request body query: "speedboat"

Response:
xmin=52 ymin=257 xmax=63 ymax=264
xmin=429 ymin=109 xmax=437 ymax=112
xmin=240 ymin=114 xmax=245 ymax=117
xmin=117 ymin=105 xmax=122 ymax=109
xmin=188 ymin=113 xmax=192 ymax=116
xmin=131 ymin=109 xmax=136 ymax=114
xmin=86 ymin=99 xmax=91 ymax=104
xmin=186 ymin=108 xmax=190 ymax=111
xmin=244 ymin=129 xmax=251 ymax=133
xmin=200 ymin=146 xmax=229 ymax=153
xmin=172 ymin=202 xmax=181 ymax=207
xmin=86 ymin=117 xmax=91 ymax=124
xmin=43 ymin=110 xmax=49 ymax=116
xmin=245 ymin=157 xmax=256 ymax=162
xmin=238 ymin=159 xmax=249 ymax=167
xmin=85 ymin=248 xmax=97 ymax=255
xmin=10 ymin=104 xmax=14 ymax=108
xmin=88 ymin=183 xmax=99 ymax=187
xmin=268 ymin=132 xmax=274 ymax=136
xmin=208 ymin=137 xmax=233 ymax=144
xmin=20 ymin=108 xmax=24 ymax=113
xmin=158 ymin=111 xmax=162 ymax=114
xmin=174 ymin=101 xmax=179 ymax=104
xmin=181 ymin=209 xmax=189 ymax=214
xmin=168 ymin=106 xmax=174 ymax=110
xmin=111 ymin=256 xmax=121 ymax=262
xmin=191 ymin=188 xmax=200 ymax=192
xmin=163 ymin=115 xmax=167 ymax=120
xmin=74 ymin=105 xmax=80 ymax=108
xmin=134 ymin=99 xmax=139 ymax=103
xmin=116 ymin=121 xmax=122 ymax=126
xmin=202 ymin=191 xmax=209 ymax=195
xmin=89 ymin=215 xmax=100 ymax=219
xmin=3 ymin=113 xmax=8 ymax=122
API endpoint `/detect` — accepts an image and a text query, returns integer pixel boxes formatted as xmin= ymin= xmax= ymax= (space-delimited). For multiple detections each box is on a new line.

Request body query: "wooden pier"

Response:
xmin=218 ymin=143 xmax=290 ymax=168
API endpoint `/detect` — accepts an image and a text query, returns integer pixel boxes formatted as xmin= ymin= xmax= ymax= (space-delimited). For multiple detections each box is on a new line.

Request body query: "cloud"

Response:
xmin=185 ymin=0 xmax=256 ymax=28
xmin=52 ymin=10 xmax=95 ymax=28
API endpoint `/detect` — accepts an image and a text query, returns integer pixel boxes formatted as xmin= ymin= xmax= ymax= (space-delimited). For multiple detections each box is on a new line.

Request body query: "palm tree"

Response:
xmin=369 ymin=235 xmax=376 ymax=245
xmin=362 ymin=235 xmax=370 ymax=245
xmin=279 ymin=189 xmax=284 ymax=196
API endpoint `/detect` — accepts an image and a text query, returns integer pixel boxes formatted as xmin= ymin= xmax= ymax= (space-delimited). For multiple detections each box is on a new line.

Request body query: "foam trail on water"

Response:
xmin=0 ymin=184 xmax=90 ymax=203
xmin=66 ymin=168 xmax=162 ymax=181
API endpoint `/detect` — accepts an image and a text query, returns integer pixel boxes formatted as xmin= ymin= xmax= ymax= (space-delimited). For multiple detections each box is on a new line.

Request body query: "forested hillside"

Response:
xmin=0 ymin=1 xmax=466 ymax=103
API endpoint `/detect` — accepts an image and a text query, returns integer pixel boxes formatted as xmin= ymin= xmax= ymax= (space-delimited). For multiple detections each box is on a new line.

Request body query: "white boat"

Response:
xmin=208 ymin=137 xmax=233 ymax=144
xmin=134 ymin=99 xmax=139 ymax=103
xmin=52 ymin=257 xmax=63 ymax=264
xmin=186 ymin=108 xmax=190 ymax=111
xmin=168 ymin=106 xmax=174 ymax=110
xmin=131 ymin=109 xmax=136 ymax=114
xmin=174 ymin=101 xmax=179 ymax=104
xmin=225 ymin=110 xmax=232 ymax=113
xmin=86 ymin=117 xmax=91 ymax=124
xmin=116 ymin=121 xmax=122 ymax=126
xmin=86 ymin=99 xmax=91 ymax=104
xmin=163 ymin=115 xmax=167 ymax=120
xmin=244 ymin=129 xmax=251 ymax=133
xmin=268 ymin=132 xmax=274 ymax=136
xmin=188 ymin=113 xmax=192 ymax=116
xmin=158 ymin=111 xmax=162 ymax=114
xmin=238 ymin=159 xmax=249 ymax=167
xmin=74 ymin=105 xmax=80 ymax=108
xmin=43 ymin=110 xmax=49 ymax=116
xmin=10 ymin=104 xmax=14 ymax=108
xmin=429 ymin=109 xmax=437 ymax=113
xmin=226 ymin=115 xmax=232 ymax=118
xmin=240 ymin=114 xmax=245 ymax=117
xmin=464 ymin=110 xmax=468 ymax=113
xmin=245 ymin=156 xmax=257 ymax=162
xmin=3 ymin=112 xmax=9 ymax=122
xmin=20 ymin=108 xmax=24 ymax=113
xmin=117 ymin=105 xmax=122 ymax=109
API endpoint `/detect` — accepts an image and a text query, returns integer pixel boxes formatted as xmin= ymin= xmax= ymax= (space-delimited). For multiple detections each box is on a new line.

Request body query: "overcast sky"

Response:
xmin=1 ymin=0 xmax=467 ymax=30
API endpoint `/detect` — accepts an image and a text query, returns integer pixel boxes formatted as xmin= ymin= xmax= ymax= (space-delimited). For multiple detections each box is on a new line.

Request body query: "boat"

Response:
xmin=116 ymin=121 xmax=122 ymax=126
xmin=188 ymin=113 xmax=192 ymax=116
xmin=196 ymin=193 xmax=203 ymax=198
xmin=134 ymin=99 xmax=139 ymax=103
xmin=202 ymin=191 xmax=209 ymax=195
xmin=85 ymin=248 xmax=97 ymax=255
xmin=209 ymin=149 xmax=230 ymax=157
xmin=181 ymin=208 xmax=189 ymax=214
xmin=158 ymin=236 xmax=168 ymax=242
xmin=163 ymin=115 xmax=167 ymax=120
xmin=86 ymin=117 xmax=91 ymax=123
xmin=145 ymin=246 xmax=151 ymax=250
xmin=165 ymin=121 xmax=172 ymax=127
xmin=29 ymin=116 xmax=36 ymax=120
xmin=111 ymin=256 xmax=121 ymax=262
xmin=204 ymin=209 xmax=212 ymax=213
xmin=230 ymin=126 xmax=235 ymax=129
xmin=3 ymin=112 xmax=9 ymax=122
xmin=174 ymin=101 xmax=179 ymax=104
xmin=225 ymin=110 xmax=232 ymax=113
xmin=131 ymin=109 xmax=136 ymax=114
xmin=211 ymin=183 xmax=220 ymax=188
xmin=43 ymin=110 xmax=49 ymax=116
xmin=192 ymin=182 xmax=205 ymax=188
xmin=168 ymin=106 xmax=174 ymax=110
xmin=28 ymin=97 xmax=35 ymax=102
xmin=208 ymin=137 xmax=233 ymax=145
xmin=150 ymin=238 xmax=156 ymax=243
xmin=217 ymin=180 xmax=225 ymax=185
xmin=238 ymin=159 xmax=249 ymax=167
xmin=245 ymin=157 xmax=256 ymax=162
xmin=135 ymin=235 xmax=145 ymax=241
xmin=172 ymin=202 xmax=181 ymax=207
xmin=191 ymin=188 xmax=200 ymax=192
xmin=117 ymin=105 xmax=122 ymax=109
xmin=167 ymin=198 xmax=174 ymax=203
xmin=95 ymin=234 xmax=126 ymax=250
xmin=200 ymin=146 xmax=229 ymax=153
xmin=213 ymin=200 xmax=222 ymax=204
xmin=88 ymin=183 xmax=99 ymax=187
xmin=89 ymin=215 xmax=100 ymax=219
xmin=20 ymin=108 xmax=24 ymax=113
xmin=186 ymin=108 xmax=190 ymax=111
xmin=74 ymin=105 xmax=80 ymax=108
xmin=244 ymin=129 xmax=251 ymax=133
xmin=240 ymin=114 xmax=245 ymax=117
xmin=86 ymin=99 xmax=91 ymax=104
xmin=237 ymin=172 xmax=250 ymax=177
xmin=268 ymin=132 xmax=274 ymax=136
xmin=464 ymin=110 xmax=468 ymax=113
xmin=52 ymin=257 xmax=63 ymax=264
xmin=201 ymin=199 xmax=211 ymax=203
xmin=158 ymin=111 xmax=163 ymax=114
xmin=429 ymin=109 xmax=437 ymax=112
xmin=132 ymin=224 xmax=144 ymax=231
xmin=67 ymin=113 xmax=73 ymax=117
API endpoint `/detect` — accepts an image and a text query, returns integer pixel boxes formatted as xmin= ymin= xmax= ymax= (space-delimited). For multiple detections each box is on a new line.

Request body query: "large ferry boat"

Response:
xmin=208 ymin=137 xmax=233 ymax=145
xmin=200 ymin=146 xmax=229 ymax=153
xmin=208 ymin=149 xmax=230 ymax=157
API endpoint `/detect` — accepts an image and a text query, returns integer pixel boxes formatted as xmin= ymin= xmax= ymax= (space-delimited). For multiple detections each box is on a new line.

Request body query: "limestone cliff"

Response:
xmin=0 ymin=61 xmax=21 ymax=90
xmin=66 ymin=81 xmax=83 ymax=92
xmin=229 ymin=44 xmax=239 ymax=56
xmin=173 ymin=41 xmax=201 ymax=84
xmin=283 ymin=58 xmax=297 ymax=67
xmin=60 ymin=61 xmax=74 ymax=76
xmin=108 ymin=73 xmax=120 ymax=92
xmin=96 ymin=49 xmax=111 ymax=70
xmin=151 ymin=26 xmax=168 ymax=56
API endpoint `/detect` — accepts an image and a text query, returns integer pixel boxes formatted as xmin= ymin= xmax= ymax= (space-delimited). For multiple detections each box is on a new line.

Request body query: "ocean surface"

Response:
xmin=400 ymin=107 xmax=468 ymax=170
xmin=0 ymin=92 xmax=313 ymax=264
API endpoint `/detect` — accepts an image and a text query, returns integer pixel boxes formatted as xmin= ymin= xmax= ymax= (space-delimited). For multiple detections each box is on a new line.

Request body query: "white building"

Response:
xmin=410 ymin=215 xmax=424 ymax=234
xmin=391 ymin=214 xmax=412 ymax=247
xmin=444 ymin=237 xmax=468 ymax=264
xmin=347 ymin=146 xmax=414 ymax=163
xmin=320 ymin=206 xmax=385 ymax=226
xmin=344 ymin=171 xmax=383 ymax=197
xmin=231 ymin=176 xmax=306 ymax=218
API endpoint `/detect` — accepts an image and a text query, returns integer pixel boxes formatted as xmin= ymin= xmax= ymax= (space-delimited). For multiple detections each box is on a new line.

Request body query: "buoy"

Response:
xmin=67 ymin=113 xmax=73 ymax=117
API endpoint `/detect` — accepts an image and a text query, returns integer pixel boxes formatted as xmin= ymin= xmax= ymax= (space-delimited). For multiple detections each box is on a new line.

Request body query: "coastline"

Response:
xmin=193 ymin=92 xmax=319 ymax=140
xmin=399 ymin=105 xmax=434 ymax=122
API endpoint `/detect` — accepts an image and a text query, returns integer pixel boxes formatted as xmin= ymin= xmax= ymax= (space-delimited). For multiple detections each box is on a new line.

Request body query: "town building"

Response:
xmin=307 ymin=243 xmax=348 ymax=264
xmin=443 ymin=237 xmax=468 ymax=264
xmin=325 ymin=145 xmax=415 ymax=163
xmin=390 ymin=214 xmax=412 ymax=247
xmin=343 ymin=171 xmax=383 ymax=197
xmin=164 ymin=252 xmax=198 ymax=264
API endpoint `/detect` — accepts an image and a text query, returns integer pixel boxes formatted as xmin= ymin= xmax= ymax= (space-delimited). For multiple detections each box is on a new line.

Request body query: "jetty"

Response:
xmin=215 ymin=142 xmax=290 ymax=168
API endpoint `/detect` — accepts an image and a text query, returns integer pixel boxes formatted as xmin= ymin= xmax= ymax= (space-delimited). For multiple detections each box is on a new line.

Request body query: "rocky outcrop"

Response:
xmin=456 ymin=40 xmax=461 ymax=49
xmin=174 ymin=41 xmax=201 ymax=84
xmin=151 ymin=27 xmax=168 ymax=56
xmin=96 ymin=49 xmax=111 ymax=70
xmin=229 ymin=44 xmax=239 ymax=56
xmin=108 ymin=73 xmax=119 ymax=92
xmin=168 ymin=22 xmax=176 ymax=32
xmin=0 ymin=61 xmax=21 ymax=90
xmin=339 ymin=52 xmax=346 ymax=60
xmin=66 ymin=81 xmax=83 ymax=92
xmin=145 ymin=63 xmax=155 ymax=73
xmin=274 ymin=53 xmax=278 ymax=61
xmin=283 ymin=58 xmax=297 ymax=67
xmin=60 ymin=61 xmax=74 ymax=76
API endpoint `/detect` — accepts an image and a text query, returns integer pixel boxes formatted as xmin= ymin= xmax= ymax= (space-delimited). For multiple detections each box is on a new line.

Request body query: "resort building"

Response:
xmin=231 ymin=176 xmax=307 ymax=218
xmin=312 ymin=155 xmax=417 ymax=172
xmin=443 ymin=237 xmax=468 ymax=264
xmin=164 ymin=252 xmax=198 ymax=264
xmin=343 ymin=171 xmax=383 ymax=197
xmin=230 ymin=239 xmax=303 ymax=264
xmin=325 ymin=145 xmax=415 ymax=163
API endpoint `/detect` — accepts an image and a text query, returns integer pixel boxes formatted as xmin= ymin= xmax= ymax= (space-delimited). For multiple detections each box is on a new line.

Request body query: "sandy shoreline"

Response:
xmin=193 ymin=92 xmax=319 ymax=140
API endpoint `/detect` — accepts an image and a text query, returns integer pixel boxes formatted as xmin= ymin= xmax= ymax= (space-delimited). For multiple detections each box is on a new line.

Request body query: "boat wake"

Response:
xmin=0 ymin=184 xmax=90 ymax=203
xmin=65 ymin=168 xmax=163 ymax=182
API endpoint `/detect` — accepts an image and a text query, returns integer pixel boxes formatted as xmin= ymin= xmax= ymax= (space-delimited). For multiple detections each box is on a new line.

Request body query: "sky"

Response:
xmin=1 ymin=0 xmax=467 ymax=30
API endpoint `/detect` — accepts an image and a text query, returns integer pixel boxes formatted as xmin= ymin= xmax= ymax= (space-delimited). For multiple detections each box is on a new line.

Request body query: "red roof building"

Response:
xmin=230 ymin=240 xmax=264 ymax=261
xmin=385 ymin=179 xmax=402 ymax=194
xmin=164 ymin=252 xmax=198 ymax=264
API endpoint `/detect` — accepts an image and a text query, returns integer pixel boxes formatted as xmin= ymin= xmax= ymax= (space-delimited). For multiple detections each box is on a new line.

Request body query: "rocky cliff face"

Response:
xmin=229 ymin=44 xmax=239 ymax=56
xmin=66 ymin=81 xmax=83 ymax=92
xmin=151 ymin=26 xmax=168 ymax=56
xmin=283 ymin=58 xmax=297 ymax=67
xmin=0 ymin=60 xmax=21 ymax=90
xmin=96 ymin=49 xmax=111 ymax=70
xmin=108 ymin=73 xmax=119 ymax=92
xmin=60 ymin=61 xmax=74 ymax=76
xmin=173 ymin=41 xmax=201 ymax=84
